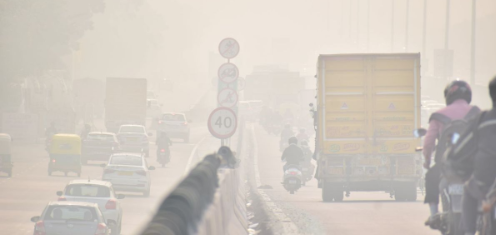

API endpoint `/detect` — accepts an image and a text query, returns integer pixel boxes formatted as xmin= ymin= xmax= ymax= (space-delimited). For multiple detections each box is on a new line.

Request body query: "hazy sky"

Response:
xmin=78 ymin=0 xmax=496 ymax=86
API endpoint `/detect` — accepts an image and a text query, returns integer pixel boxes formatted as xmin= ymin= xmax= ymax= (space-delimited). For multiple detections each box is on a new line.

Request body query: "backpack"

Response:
xmin=429 ymin=106 xmax=481 ymax=163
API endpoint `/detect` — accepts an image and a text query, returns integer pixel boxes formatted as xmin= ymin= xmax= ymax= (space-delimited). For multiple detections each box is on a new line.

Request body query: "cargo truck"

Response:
xmin=105 ymin=78 xmax=147 ymax=133
xmin=314 ymin=53 xmax=422 ymax=202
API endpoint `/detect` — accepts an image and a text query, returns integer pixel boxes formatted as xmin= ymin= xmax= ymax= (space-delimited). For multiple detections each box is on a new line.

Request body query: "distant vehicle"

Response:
xmin=82 ymin=132 xmax=120 ymax=165
xmin=102 ymin=153 xmax=155 ymax=197
xmin=47 ymin=134 xmax=82 ymax=177
xmin=31 ymin=201 xmax=110 ymax=235
xmin=146 ymin=99 xmax=162 ymax=119
xmin=117 ymin=125 xmax=151 ymax=157
xmin=56 ymin=180 xmax=124 ymax=234
xmin=0 ymin=133 xmax=13 ymax=177
xmin=157 ymin=113 xmax=191 ymax=142
xmin=105 ymin=78 xmax=147 ymax=133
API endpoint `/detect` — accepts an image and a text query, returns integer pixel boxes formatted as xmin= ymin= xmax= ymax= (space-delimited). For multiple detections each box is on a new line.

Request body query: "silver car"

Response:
xmin=31 ymin=201 xmax=109 ymax=235
xmin=117 ymin=125 xmax=152 ymax=157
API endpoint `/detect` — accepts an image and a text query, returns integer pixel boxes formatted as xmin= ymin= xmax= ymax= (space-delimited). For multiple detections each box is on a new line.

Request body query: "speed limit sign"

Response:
xmin=208 ymin=107 xmax=237 ymax=139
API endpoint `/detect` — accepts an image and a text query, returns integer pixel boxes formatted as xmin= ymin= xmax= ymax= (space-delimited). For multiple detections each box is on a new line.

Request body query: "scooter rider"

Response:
xmin=156 ymin=132 xmax=172 ymax=160
xmin=281 ymin=137 xmax=304 ymax=171
xmin=423 ymin=80 xmax=478 ymax=225
xmin=456 ymin=76 xmax=496 ymax=234
xmin=296 ymin=128 xmax=309 ymax=144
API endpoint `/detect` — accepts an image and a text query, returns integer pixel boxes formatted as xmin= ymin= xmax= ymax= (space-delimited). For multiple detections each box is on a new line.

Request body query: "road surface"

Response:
xmin=0 ymin=124 xmax=214 ymax=235
xmin=247 ymin=123 xmax=438 ymax=235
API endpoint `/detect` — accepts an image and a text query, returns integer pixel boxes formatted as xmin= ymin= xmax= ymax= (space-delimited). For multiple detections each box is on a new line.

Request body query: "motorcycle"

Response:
xmin=414 ymin=128 xmax=464 ymax=235
xmin=157 ymin=147 xmax=170 ymax=167
xmin=283 ymin=164 xmax=302 ymax=194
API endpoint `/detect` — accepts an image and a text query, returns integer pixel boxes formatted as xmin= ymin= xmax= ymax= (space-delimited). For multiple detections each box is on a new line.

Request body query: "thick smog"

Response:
xmin=0 ymin=0 xmax=496 ymax=235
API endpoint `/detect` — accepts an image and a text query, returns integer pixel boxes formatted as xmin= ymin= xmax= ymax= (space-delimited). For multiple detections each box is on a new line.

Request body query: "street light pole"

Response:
xmin=391 ymin=0 xmax=395 ymax=52
xmin=405 ymin=0 xmax=409 ymax=52
xmin=444 ymin=0 xmax=451 ymax=80
xmin=367 ymin=0 xmax=370 ymax=52
xmin=422 ymin=0 xmax=427 ymax=58
xmin=470 ymin=0 xmax=477 ymax=86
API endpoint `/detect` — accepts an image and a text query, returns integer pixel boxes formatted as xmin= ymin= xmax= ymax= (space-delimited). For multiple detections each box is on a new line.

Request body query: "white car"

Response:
xmin=102 ymin=153 xmax=155 ymax=197
xmin=56 ymin=180 xmax=124 ymax=234
xmin=117 ymin=124 xmax=152 ymax=157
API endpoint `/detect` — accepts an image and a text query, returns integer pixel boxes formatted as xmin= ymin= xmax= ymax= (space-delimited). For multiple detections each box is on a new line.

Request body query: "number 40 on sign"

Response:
xmin=207 ymin=107 xmax=238 ymax=139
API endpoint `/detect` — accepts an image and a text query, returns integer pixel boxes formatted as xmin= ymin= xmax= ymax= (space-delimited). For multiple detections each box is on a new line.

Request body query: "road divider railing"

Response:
xmin=140 ymin=148 xmax=248 ymax=235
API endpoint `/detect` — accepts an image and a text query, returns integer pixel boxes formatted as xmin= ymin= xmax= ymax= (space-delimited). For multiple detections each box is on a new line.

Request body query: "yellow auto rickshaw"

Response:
xmin=0 ymin=134 xmax=13 ymax=177
xmin=48 ymin=134 xmax=82 ymax=177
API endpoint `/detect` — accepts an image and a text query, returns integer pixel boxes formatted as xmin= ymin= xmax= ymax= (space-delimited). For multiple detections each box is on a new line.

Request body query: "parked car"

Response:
xmin=157 ymin=113 xmax=191 ymax=142
xmin=31 ymin=201 xmax=110 ymax=235
xmin=116 ymin=125 xmax=151 ymax=157
xmin=56 ymin=179 xmax=124 ymax=234
xmin=102 ymin=153 xmax=155 ymax=197
xmin=81 ymin=132 xmax=120 ymax=165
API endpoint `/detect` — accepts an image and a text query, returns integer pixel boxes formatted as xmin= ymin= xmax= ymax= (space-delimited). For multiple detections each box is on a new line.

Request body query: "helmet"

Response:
xmin=444 ymin=80 xmax=472 ymax=105
xmin=288 ymin=137 xmax=298 ymax=145
xmin=490 ymin=76 xmax=496 ymax=104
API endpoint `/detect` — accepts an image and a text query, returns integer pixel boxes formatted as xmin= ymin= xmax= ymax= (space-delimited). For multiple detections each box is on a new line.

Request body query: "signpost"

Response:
xmin=210 ymin=38 xmax=241 ymax=146
xmin=208 ymin=107 xmax=238 ymax=139
xmin=217 ymin=88 xmax=238 ymax=108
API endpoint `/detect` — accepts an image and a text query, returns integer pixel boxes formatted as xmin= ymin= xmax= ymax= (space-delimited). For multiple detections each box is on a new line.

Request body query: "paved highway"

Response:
xmin=246 ymin=123 xmax=438 ymax=235
xmin=0 ymin=124 xmax=213 ymax=235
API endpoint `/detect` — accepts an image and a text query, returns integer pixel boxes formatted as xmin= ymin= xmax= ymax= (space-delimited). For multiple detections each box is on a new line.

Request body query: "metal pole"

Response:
xmin=405 ymin=0 xmax=409 ymax=52
xmin=422 ymin=0 xmax=427 ymax=58
xmin=357 ymin=0 xmax=360 ymax=46
xmin=367 ymin=0 xmax=370 ymax=52
xmin=444 ymin=0 xmax=451 ymax=79
xmin=349 ymin=0 xmax=352 ymax=40
xmin=470 ymin=0 xmax=477 ymax=86
xmin=391 ymin=0 xmax=395 ymax=52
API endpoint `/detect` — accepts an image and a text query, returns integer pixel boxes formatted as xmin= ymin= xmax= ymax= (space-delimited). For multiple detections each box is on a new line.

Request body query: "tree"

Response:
xmin=0 ymin=0 xmax=105 ymax=84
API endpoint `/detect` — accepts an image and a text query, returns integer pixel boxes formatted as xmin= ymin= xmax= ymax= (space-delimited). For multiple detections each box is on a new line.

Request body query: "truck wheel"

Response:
xmin=322 ymin=183 xmax=333 ymax=202
xmin=333 ymin=188 xmax=344 ymax=202
xmin=323 ymin=183 xmax=343 ymax=202
xmin=405 ymin=182 xmax=417 ymax=201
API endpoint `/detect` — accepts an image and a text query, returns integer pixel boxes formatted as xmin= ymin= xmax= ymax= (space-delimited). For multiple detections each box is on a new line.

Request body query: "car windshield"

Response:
xmin=119 ymin=126 xmax=145 ymax=133
xmin=86 ymin=134 xmax=114 ymax=142
xmin=45 ymin=205 xmax=98 ymax=222
xmin=161 ymin=114 xmax=185 ymax=122
xmin=65 ymin=184 xmax=110 ymax=197
xmin=110 ymin=155 xmax=142 ymax=166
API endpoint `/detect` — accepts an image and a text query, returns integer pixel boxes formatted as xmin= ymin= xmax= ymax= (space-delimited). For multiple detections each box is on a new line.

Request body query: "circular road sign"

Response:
xmin=208 ymin=107 xmax=237 ymax=139
xmin=218 ymin=63 xmax=239 ymax=83
xmin=218 ymin=88 xmax=238 ymax=108
xmin=219 ymin=38 xmax=240 ymax=59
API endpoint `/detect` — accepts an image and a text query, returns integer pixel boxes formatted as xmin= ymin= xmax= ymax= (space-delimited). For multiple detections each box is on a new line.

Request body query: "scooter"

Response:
xmin=283 ymin=164 xmax=303 ymax=194
xmin=414 ymin=128 xmax=464 ymax=235
xmin=157 ymin=147 xmax=170 ymax=167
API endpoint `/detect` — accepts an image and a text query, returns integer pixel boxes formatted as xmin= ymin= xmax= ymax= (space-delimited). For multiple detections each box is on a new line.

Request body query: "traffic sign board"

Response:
xmin=218 ymin=63 xmax=239 ymax=83
xmin=218 ymin=88 xmax=238 ymax=108
xmin=219 ymin=38 xmax=240 ymax=59
xmin=208 ymin=107 xmax=237 ymax=139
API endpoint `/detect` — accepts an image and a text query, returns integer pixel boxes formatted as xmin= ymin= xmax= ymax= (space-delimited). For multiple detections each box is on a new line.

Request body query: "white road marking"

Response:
xmin=250 ymin=124 xmax=299 ymax=234
xmin=184 ymin=136 xmax=207 ymax=175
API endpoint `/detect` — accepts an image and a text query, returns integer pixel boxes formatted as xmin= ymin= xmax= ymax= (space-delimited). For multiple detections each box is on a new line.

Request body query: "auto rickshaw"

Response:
xmin=0 ymin=134 xmax=13 ymax=177
xmin=47 ymin=134 xmax=82 ymax=177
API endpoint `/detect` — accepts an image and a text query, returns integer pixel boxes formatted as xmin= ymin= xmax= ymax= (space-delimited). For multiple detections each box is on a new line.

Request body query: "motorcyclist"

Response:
xmin=300 ymin=140 xmax=312 ymax=163
xmin=156 ymin=132 xmax=172 ymax=160
xmin=280 ymin=124 xmax=293 ymax=150
xmin=457 ymin=76 xmax=496 ymax=234
xmin=80 ymin=124 xmax=91 ymax=140
xmin=281 ymin=137 xmax=304 ymax=171
xmin=296 ymin=128 xmax=309 ymax=145
xmin=423 ymin=80 xmax=479 ymax=226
